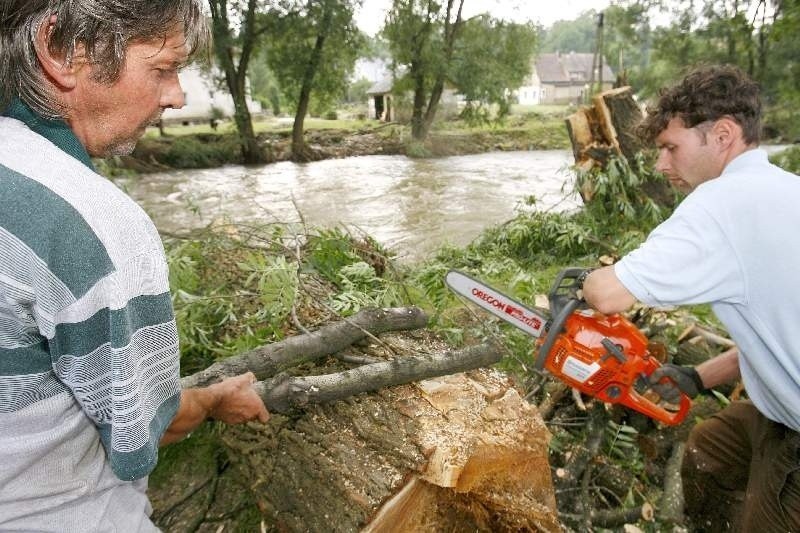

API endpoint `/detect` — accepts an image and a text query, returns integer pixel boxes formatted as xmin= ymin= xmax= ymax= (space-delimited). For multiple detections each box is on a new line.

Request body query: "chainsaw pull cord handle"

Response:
xmin=535 ymin=297 xmax=581 ymax=370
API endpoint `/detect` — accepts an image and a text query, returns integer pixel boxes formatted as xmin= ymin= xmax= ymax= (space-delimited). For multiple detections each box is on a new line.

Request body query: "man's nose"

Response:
xmin=161 ymin=73 xmax=185 ymax=110
xmin=655 ymin=150 xmax=669 ymax=174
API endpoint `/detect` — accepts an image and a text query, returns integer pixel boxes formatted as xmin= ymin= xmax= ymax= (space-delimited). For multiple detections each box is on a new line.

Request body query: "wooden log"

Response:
xmin=565 ymin=109 xmax=594 ymax=164
xmin=222 ymin=368 xmax=561 ymax=532
xmin=181 ymin=306 xmax=428 ymax=388
xmin=255 ymin=343 xmax=503 ymax=413
xmin=659 ymin=441 xmax=686 ymax=525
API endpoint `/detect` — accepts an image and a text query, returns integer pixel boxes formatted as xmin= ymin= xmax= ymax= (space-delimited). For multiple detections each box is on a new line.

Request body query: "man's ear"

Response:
xmin=711 ymin=117 xmax=740 ymax=150
xmin=34 ymin=15 xmax=81 ymax=90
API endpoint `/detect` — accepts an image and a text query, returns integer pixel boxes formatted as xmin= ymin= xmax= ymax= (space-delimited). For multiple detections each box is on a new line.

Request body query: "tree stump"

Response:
xmin=566 ymin=86 xmax=673 ymax=207
xmin=566 ymin=86 xmax=643 ymax=171
xmin=222 ymin=367 xmax=560 ymax=532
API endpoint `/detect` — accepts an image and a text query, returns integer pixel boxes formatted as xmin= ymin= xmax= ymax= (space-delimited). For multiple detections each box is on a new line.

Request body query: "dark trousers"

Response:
xmin=682 ymin=401 xmax=800 ymax=532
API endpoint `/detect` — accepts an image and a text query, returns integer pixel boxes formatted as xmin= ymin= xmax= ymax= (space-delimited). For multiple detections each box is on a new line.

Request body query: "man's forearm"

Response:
xmin=695 ymin=347 xmax=740 ymax=389
xmin=582 ymin=266 xmax=637 ymax=315
xmin=160 ymin=387 xmax=219 ymax=446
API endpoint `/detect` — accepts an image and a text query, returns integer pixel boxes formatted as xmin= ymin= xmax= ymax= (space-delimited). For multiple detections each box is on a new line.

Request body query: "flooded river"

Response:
xmin=117 ymin=150 xmax=580 ymax=263
xmin=116 ymin=145 xmax=792 ymax=262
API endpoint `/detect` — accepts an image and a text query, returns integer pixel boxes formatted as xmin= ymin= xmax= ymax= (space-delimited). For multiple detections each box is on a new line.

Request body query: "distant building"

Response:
xmin=366 ymin=75 xmax=464 ymax=123
xmin=161 ymin=64 xmax=262 ymax=125
xmin=366 ymin=76 xmax=395 ymax=121
xmin=516 ymin=51 xmax=615 ymax=105
xmin=354 ymin=58 xmax=391 ymax=84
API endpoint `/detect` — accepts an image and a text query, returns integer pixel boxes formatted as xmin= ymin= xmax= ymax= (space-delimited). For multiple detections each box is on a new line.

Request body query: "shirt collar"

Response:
xmin=2 ymin=99 xmax=95 ymax=171
xmin=721 ymin=147 xmax=767 ymax=176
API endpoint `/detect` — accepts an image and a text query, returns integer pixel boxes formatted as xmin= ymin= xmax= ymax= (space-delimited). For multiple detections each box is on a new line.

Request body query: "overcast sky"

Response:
xmin=355 ymin=0 xmax=612 ymax=36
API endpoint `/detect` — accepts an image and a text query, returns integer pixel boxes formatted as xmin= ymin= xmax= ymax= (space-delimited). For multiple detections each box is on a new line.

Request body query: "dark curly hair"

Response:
xmin=639 ymin=65 xmax=762 ymax=145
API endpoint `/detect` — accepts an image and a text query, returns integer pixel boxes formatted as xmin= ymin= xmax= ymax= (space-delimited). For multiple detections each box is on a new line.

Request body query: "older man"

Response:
xmin=0 ymin=2 xmax=268 ymax=530
xmin=583 ymin=65 xmax=800 ymax=531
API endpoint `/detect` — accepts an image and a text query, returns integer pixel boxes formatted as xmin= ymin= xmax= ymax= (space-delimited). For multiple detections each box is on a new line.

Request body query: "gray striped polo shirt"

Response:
xmin=0 ymin=101 xmax=180 ymax=531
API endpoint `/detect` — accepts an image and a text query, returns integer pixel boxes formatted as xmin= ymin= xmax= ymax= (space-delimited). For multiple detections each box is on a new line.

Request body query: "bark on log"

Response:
xmin=222 ymin=368 xmax=561 ymax=532
xmin=659 ymin=441 xmax=686 ymax=525
xmin=255 ymin=343 xmax=503 ymax=413
xmin=181 ymin=307 xmax=428 ymax=389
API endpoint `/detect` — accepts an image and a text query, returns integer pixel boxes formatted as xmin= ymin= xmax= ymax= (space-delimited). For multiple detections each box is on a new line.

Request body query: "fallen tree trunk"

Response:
xmin=153 ymin=307 xmax=562 ymax=531
xmin=223 ymin=367 xmax=561 ymax=532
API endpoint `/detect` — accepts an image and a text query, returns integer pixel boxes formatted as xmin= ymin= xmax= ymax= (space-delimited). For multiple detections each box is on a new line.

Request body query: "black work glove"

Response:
xmin=649 ymin=364 xmax=705 ymax=403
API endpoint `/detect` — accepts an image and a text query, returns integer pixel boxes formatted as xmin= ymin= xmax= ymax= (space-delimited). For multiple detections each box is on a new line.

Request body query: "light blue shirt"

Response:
xmin=616 ymin=148 xmax=800 ymax=431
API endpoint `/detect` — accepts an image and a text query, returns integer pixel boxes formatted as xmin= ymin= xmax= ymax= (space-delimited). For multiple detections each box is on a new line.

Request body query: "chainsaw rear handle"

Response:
xmin=548 ymin=267 xmax=590 ymax=317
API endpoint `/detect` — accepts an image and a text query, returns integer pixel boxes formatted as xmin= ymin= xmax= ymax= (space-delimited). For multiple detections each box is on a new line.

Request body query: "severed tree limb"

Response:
xmin=562 ymin=502 xmax=654 ymax=528
xmin=659 ymin=441 xmax=686 ymax=525
xmin=555 ymin=402 xmax=607 ymax=493
xmin=537 ymin=382 xmax=570 ymax=420
xmin=182 ymin=307 xmax=428 ymax=389
xmin=252 ymin=343 xmax=503 ymax=413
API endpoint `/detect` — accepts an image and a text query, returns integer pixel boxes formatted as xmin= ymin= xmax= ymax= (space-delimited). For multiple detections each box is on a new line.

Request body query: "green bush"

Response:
xmin=161 ymin=135 xmax=241 ymax=168
xmin=770 ymin=145 xmax=800 ymax=174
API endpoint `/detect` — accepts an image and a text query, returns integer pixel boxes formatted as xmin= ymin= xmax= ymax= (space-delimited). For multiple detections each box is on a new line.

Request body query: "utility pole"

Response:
xmin=589 ymin=11 xmax=605 ymax=98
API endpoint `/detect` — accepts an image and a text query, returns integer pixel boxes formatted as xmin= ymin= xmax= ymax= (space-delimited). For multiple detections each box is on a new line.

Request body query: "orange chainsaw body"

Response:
xmin=536 ymin=310 xmax=691 ymax=425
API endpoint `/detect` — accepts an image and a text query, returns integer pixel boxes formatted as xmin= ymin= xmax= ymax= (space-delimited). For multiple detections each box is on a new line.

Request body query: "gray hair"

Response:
xmin=0 ymin=0 xmax=209 ymax=118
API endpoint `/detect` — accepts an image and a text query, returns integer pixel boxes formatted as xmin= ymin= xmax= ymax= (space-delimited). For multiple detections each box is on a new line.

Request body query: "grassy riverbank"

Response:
xmin=97 ymin=105 xmax=573 ymax=175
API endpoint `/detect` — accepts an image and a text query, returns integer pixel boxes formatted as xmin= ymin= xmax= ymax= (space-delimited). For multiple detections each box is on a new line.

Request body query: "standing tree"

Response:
xmin=383 ymin=0 xmax=466 ymax=142
xmin=262 ymin=0 xmax=363 ymax=162
xmin=208 ymin=0 xmax=269 ymax=164
xmin=450 ymin=15 xmax=539 ymax=124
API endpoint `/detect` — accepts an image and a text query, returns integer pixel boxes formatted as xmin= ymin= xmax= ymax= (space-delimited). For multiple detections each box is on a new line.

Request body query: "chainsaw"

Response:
xmin=445 ymin=268 xmax=691 ymax=425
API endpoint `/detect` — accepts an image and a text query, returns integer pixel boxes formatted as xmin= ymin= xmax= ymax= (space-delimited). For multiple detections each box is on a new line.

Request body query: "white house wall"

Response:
xmin=162 ymin=65 xmax=262 ymax=123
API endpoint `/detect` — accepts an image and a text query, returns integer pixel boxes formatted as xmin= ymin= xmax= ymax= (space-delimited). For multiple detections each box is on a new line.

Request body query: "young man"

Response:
xmin=583 ymin=65 xmax=800 ymax=531
xmin=0 ymin=2 xmax=269 ymax=530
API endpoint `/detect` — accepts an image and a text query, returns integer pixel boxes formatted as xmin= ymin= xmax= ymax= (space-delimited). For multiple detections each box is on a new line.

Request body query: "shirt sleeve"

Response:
xmin=614 ymin=197 xmax=746 ymax=308
xmin=47 ymin=251 xmax=181 ymax=481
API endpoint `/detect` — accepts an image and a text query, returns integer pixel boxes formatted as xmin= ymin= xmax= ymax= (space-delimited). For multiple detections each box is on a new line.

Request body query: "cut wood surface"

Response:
xmin=223 ymin=365 xmax=560 ymax=532
xmin=566 ymin=87 xmax=642 ymax=172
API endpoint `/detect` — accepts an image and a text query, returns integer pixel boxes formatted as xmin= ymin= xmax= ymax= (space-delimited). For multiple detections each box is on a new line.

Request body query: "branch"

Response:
xmin=555 ymin=402 xmax=607 ymax=492
xmin=561 ymin=503 xmax=654 ymax=528
xmin=181 ymin=307 xmax=429 ymax=389
xmin=253 ymin=343 xmax=502 ymax=413
xmin=659 ymin=441 xmax=686 ymax=525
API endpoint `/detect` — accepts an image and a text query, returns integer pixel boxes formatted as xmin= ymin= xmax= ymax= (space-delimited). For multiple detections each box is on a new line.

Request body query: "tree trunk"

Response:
xmin=224 ymin=367 xmax=560 ymax=532
xmin=209 ymin=0 xmax=266 ymax=165
xmin=152 ymin=311 xmax=561 ymax=531
xmin=291 ymin=2 xmax=334 ymax=162
xmin=410 ymin=60 xmax=428 ymax=141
